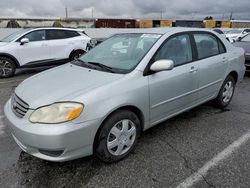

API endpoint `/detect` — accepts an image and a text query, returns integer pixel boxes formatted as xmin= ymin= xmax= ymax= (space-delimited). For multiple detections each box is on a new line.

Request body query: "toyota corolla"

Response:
xmin=4 ymin=28 xmax=245 ymax=163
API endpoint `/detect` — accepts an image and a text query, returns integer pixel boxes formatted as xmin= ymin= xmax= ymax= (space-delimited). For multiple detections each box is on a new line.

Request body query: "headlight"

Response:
xmin=29 ymin=102 xmax=84 ymax=124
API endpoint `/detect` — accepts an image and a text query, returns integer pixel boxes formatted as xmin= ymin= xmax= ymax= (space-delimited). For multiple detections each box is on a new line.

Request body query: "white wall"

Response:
xmin=0 ymin=28 xmax=21 ymax=39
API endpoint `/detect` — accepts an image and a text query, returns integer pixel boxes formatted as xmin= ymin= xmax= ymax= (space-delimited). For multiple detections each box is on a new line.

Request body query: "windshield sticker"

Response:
xmin=141 ymin=34 xmax=161 ymax=39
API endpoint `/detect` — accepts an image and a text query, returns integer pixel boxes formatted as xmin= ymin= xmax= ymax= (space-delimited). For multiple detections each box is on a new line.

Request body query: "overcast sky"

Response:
xmin=0 ymin=0 xmax=249 ymax=20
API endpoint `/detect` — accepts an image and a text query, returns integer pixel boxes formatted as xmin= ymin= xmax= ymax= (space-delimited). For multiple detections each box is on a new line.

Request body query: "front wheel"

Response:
xmin=70 ymin=50 xmax=85 ymax=61
xmin=94 ymin=110 xmax=141 ymax=163
xmin=0 ymin=57 xmax=16 ymax=78
xmin=214 ymin=75 xmax=236 ymax=108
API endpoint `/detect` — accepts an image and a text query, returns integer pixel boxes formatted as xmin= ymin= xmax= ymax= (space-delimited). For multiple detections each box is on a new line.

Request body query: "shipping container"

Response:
xmin=215 ymin=21 xmax=221 ymax=28
xmin=231 ymin=20 xmax=250 ymax=28
xmin=136 ymin=20 xmax=153 ymax=28
xmin=160 ymin=20 xmax=172 ymax=27
xmin=95 ymin=19 xmax=136 ymax=28
xmin=175 ymin=20 xmax=203 ymax=28
xmin=221 ymin=20 xmax=231 ymax=28
xmin=153 ymin=20 xmax=161 ymax=27
xmin=204 ymin=20 xmax=216 ymax=28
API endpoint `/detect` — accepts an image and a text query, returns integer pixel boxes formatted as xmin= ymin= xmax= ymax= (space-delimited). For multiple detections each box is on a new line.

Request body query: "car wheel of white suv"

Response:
xmin=0 ymin=57 xmax=16 ymax=78
xmin=70 ymin=50 xmax=85 ymax=61
xmin=94 ymin=110 xmax=141 ymax=163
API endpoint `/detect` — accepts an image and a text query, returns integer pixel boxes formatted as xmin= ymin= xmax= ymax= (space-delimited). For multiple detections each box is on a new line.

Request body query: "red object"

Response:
xmin=95 ymin=19 xmax=136 ymax=28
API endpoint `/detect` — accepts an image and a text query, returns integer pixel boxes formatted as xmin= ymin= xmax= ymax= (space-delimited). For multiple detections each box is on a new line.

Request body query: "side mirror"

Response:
xmin=20 ymin=38 xmax=29 ymax=45
xmin=150 ymin=59 xmax=174 ymax=72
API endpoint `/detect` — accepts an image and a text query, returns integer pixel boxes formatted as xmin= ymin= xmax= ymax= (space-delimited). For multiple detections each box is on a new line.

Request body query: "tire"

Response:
xmin=214 ymin=75 xmax=236 ymax=108
xmin=0 ymin=56 xmax=16 ymax=78
xmin=94 ymin=110 xmax=141 ymax=163
xmin=70 ymin=50 xmax=85 ymax=61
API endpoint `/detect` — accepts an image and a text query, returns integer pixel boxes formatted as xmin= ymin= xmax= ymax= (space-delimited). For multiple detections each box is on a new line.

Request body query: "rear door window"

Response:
xmin=193 ymin=34 xmax=220 ymax=59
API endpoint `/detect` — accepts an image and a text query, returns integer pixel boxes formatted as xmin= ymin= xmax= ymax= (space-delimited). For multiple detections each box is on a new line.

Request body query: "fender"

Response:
xmin=0 ymin=53 xmax=20 ymax=67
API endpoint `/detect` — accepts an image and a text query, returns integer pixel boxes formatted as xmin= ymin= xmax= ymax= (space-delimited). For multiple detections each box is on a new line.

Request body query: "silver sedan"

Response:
xmin=4 ymin=28 xmax=245 ymax=162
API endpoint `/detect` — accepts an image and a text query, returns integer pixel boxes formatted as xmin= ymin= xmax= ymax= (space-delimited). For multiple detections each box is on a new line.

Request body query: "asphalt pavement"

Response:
xmin=0 ymin=68 xmax=250 ymax=188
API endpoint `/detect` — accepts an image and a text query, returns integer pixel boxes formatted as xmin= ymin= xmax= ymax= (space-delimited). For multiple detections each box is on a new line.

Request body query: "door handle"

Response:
xmin=41 ymin=44 xmax=48 ymax=47
xmin=222 ymin=57 xmax=228 ymax=63
xmin=189 ymin=66 xmax=198 ymax=73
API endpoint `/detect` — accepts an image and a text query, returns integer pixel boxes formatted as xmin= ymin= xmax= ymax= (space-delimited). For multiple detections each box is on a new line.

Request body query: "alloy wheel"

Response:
xmin=0 ymin=59 xmax=13 ymax=77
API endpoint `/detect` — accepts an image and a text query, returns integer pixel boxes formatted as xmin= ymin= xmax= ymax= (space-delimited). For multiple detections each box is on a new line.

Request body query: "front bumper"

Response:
xmin=4 ymin=99 xmax=101 ymax=162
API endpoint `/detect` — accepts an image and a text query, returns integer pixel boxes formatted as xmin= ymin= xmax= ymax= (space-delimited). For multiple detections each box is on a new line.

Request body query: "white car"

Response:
xmin=225 ymin=29 xmax=250 ymax=43
xmin=0 ymin=27 xmax=92 ymax=78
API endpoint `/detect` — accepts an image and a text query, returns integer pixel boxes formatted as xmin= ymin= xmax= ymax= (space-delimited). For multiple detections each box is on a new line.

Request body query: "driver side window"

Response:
xmin=154 ymin=34 xmax=192 ymax=67
xmin=23 ymin=30 xmax=46 ymax=42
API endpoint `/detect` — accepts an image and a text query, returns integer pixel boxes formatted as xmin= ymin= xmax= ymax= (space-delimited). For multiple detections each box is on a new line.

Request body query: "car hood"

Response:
xmin=0 ymin=42 xmax=9 ymax=47
xmin=15 ymin=64 xmax=124 ymax=109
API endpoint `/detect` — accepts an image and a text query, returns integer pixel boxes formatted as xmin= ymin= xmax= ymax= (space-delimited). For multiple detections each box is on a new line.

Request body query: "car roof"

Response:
xmin=24 ymin=27 xmax=83 ymax=32
xmin=112 ymin=27 xmax=214 ymax=35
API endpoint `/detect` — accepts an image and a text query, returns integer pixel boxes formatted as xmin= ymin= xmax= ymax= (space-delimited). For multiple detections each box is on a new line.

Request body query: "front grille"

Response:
xmin=11 ymin=94 xmax=29 ymax=118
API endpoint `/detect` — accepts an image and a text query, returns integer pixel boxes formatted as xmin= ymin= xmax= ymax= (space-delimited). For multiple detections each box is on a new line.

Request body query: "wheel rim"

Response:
xmin=107 ymin=119 xmax=137 ymax=156
xmin=0 ymin=59 xmax=13 ymax=77
xmin=222 ymin=81 xmax=234 ymax=103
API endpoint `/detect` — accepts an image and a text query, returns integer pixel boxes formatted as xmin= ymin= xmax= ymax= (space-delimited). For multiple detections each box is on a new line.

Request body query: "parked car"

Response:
xmin=233 ymin=33 xmax=250 ymax=71
xmin=4 ymin=28 xmax=245 ymax=163
xmin=225 ymin=29 xmax=250 ymax=43
xmin=0 ymin=27 xmax=92 ymax=78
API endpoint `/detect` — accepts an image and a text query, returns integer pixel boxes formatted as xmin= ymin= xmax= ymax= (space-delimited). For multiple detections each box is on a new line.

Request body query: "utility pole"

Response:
xmin=229 ymin=12 xmax=233 ymax=20
xmin=91 ymin=8 xmax=94 ymax=18
xmin=65 ymin=7 xmax=68 ymax=18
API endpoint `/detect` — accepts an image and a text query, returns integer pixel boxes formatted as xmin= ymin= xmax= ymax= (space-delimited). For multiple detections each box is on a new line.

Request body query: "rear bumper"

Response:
xmin=4 ymin=99 xmax=101 ymax=162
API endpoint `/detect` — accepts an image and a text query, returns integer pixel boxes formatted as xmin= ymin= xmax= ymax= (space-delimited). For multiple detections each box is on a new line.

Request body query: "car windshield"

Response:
xmin=0 ymin=29 xmax=31 ymax=42
xmin=73 ymin=33 xmax=161 ymax=73
xmin=241 ymin=34 xmax=250 ymax=42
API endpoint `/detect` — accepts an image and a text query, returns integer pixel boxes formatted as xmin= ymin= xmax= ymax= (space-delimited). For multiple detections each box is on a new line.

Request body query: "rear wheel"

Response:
xmin=214 ymin=75 xmax=235 ymax=108
xmin=94 ymin=110 xmax=141 ymax=163
xmin=0 ymin=57 xmax=16 ymax=78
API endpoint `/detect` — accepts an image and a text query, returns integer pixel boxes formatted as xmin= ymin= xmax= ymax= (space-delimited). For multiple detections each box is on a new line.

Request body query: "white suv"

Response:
xmin=0 ymin=27 xmax=92 ymax=78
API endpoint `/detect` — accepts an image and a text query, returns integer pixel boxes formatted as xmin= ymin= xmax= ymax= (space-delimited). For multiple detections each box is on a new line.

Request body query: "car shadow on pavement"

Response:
xmin=16 ymin=151 xmax=104 ymax=187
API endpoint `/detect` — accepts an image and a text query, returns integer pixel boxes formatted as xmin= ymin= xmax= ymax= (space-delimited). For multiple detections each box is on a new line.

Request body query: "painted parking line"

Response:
xmin=177 ymin=130 xmax=250 ymax=188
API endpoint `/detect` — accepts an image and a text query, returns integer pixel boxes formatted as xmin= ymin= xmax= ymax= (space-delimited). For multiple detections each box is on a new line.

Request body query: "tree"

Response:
xmin=204 ymin=16 xmax=213 ymax=20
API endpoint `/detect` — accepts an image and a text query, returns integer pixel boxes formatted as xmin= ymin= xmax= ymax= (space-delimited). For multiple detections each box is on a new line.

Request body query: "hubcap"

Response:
xmin=0 ymin=59 xmax=13 ymax=77
xmin=107 ymin=119 xmax=136 ymax=156
xmin=222 ymin=81 xmax=234 ymax=103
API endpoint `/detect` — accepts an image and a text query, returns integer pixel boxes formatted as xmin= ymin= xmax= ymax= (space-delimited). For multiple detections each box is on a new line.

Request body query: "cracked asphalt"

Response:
xmin=0 ymin=68 xmax=250 ymax=188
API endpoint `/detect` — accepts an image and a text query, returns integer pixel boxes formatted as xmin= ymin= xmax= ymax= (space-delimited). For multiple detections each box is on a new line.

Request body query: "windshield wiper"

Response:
xmin=87 ymin=62 xmax=115 ymax=73
xmin=75 ymin=59 xmax=95 ymax=69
